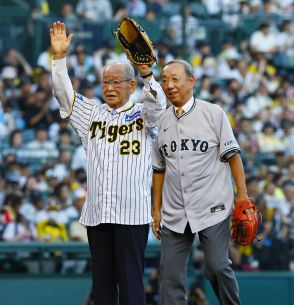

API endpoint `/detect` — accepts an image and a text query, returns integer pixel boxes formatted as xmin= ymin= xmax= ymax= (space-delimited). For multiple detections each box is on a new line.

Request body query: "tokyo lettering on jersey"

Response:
xmin=152 ymin=98 xmax=240 ymax=233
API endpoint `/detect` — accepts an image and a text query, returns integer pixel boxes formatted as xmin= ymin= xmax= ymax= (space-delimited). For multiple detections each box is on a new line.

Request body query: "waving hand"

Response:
xmin=49 ymin=21 xmax=73 ymax=59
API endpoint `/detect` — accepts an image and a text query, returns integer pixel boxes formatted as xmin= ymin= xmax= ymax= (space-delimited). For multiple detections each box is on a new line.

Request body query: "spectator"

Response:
xmin=239 ymin=0 xmax=251 ymax=15
xmin=218 ymin=48 xmax=243 ymax=83
xmin=93 ymin=41 xmax=120 ymax=76
xmin=22 ymin=88 xmax=53 ymax=129
xmin=80 ymin=82 xmax=101 ymax=100
xmin=167 ymin=5 xmax=204 ymax=51
xmin=280 ymin=119 xmax=294 ymax=157
xmin=197 ymin=75 xmax=212 ymax=100
xmin=191 ymin=40 xmax=214 ymax=78
xmin=36 ymin=203 xmax=68 ymax=243
xmin=249 ymin=22 xmax=278 ymax=57
xmin=37 ymin=45 xmax=54 ymax=72
xmin=76 ymin=0 xmax=113 ymax=22
xmin=26 ymin=125 xmax=59 ymax=163
xmin=3 ymin=129 xmax=25 ymax=159
xmin=69 ymin=43 xmax=95 ymax=82
xmin=2 ymin=194 xmax=37 ymax=242
xmin=146 ymin=0 xmax=162 ymax=15
xmin=9 ymin=129 xmax=23 ymax=148
xmin=57 ymin=128 xmax=74 ymax=152
xmin=202 ymin=0 xmax=222 ymax=16
xmin=276 ymin=0 xmax=294 ymax=13
xmin=276 ymin=19 xmax=294 ymax=67
xmin=16 ymin=77 xmax=33 ymax=114
xmin=60 ymin=3 xmax=79 ymax=33
xmin=1 ymin=66 xmax=19 ymax=101
xmin=1 ymin=48 xmax=33 ymax=77
xmin=54 ymin=182 xmax=72 ymax=211
xmin=62 ymin=187 xmax=88 ymax=274
xmin=71 ymin=144 xmax=87 ymax=172
xmin=30 ymin=0 xmax=50 ymax=19
xmin=34 ymin=67 xmax=52 ymax=97
xmin=221 ymin=0 xmax=240 ymax=28
xmin=235 ymin=117 xmax=259 ymax=170
xmin=257 ymin=0 xmax=280 ymax=18
xmin=128 ymin=0 xmax=147 ymax=18
xmin=49 ymin=148 xmax=72 ymax=182
xmin=221 ymin=78 xmax=243 ymax=111
xmin=257 ymin=121 xmax=284 ymax=154
xmin=245 ymin=82 xmax=273 ymax=119
xmin=30 ymin=190 xmax=48 ymax=224
xmin=281 ymin=180 xmax=294 ymax=217
xmin=68 ymin=188 xmax=87 ymax=242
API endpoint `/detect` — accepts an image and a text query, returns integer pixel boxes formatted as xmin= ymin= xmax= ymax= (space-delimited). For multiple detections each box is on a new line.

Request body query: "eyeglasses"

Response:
xmin=160 ymin=77 xmax=182 ymax=86
xmin=102 ymin=79 xmax=132 ymax=87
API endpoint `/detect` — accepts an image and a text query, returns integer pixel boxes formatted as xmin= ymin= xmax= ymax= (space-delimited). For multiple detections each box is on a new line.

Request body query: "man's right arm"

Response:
xmin=50 ymin=21 xmax=74 ymax=118
xmin=52 ymin=57 xmax=75 ymax=119
xmin=152 ymin=170 xmax=164 ymax=240
xmin=50 ymin=21 xmax=94 ymax=149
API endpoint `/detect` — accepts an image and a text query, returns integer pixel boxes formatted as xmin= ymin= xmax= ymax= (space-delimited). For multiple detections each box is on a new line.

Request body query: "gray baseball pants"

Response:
xmin=159 ymin=216 xmax=241 ymax=305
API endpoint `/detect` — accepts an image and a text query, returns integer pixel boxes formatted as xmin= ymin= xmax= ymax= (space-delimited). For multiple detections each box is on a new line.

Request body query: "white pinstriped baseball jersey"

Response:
xmin=152 ymin=97 xmax=240 ymax=233
xmin=52 ymin=58 xmax=166 ymax=226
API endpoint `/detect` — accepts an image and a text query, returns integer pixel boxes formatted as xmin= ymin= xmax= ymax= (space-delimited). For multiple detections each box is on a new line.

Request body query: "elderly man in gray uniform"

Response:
xmin=152 ymin=60 xmax=254 ymax=305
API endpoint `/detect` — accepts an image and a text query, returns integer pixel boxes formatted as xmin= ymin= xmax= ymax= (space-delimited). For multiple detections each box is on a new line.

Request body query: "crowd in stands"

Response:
xmin=0 ymin=0 xmax=294 ymax=303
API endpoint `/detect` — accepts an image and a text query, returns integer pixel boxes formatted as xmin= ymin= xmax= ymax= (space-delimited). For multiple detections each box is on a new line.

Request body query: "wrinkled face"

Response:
xmin=161 ymin=63 xmax=195 ymax=108
xmin=102 ymin=64 xmax=136 ymax=109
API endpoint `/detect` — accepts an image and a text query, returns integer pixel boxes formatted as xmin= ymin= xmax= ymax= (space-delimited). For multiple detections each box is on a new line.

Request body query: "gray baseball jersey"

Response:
xmin=52 ymin=58 xmax=166 ymax=226
xmin=152 ymin=98 xmax=240 ymax=233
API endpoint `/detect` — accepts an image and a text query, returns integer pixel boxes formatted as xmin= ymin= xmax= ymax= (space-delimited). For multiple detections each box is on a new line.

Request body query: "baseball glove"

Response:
xmin=231 ymin=198 xmax=261 ymax=246
xmin=113 ymin=17 xmax=157 ymax=65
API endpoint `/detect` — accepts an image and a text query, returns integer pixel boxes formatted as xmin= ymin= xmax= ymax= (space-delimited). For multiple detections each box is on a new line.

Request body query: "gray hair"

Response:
xmin=162 ymin=60 xmax=194 ymax=77
xmin=102 ymin=62 xmax=135 ymax=79
xmin=124 ymin=62 xmax=135 ymax=79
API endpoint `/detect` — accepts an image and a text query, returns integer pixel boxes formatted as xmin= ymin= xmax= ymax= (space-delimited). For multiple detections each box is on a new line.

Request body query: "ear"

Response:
xmin=129 ymin=79 xmax=137 ymax=94
xmin=189 ymin=75 xmax=196 ymax=89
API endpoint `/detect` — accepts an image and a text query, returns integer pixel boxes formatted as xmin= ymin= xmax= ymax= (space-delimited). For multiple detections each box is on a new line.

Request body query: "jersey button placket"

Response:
xmin=177 ymin=122 xmax=188 ymax=200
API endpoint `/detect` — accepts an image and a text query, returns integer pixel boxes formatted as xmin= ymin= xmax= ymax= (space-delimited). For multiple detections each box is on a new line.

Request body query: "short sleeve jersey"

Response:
xmin=152 ymin=98 xmax=240 ymax=233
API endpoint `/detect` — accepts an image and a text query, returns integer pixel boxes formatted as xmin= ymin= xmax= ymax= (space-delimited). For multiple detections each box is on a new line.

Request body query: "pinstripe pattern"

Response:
xmin=52 ymin=58 xmax=166 ymax=226
xmin=69 ymin=98 xmax=156 ymax=226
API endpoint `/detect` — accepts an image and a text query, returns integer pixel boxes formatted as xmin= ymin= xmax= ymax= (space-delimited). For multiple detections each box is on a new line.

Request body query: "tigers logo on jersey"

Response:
xmin=90 ymin=118 xmax=144 ymax=142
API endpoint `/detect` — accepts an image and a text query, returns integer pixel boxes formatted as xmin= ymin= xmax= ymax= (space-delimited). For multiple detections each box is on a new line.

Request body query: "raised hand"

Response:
xmin=49 ymin=21 xmax=73 ymax=59
xmin=134 ymin=63 xmax=153 ymax=79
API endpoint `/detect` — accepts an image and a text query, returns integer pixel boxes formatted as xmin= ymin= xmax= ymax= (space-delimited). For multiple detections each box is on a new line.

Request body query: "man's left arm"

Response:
xmin=135 ymin=64 xmax=167 ymax=129
xmin=228 ymin=153 xmax=254 ymax=220
xmin=228 ymin=153 xmax=248 ymax=201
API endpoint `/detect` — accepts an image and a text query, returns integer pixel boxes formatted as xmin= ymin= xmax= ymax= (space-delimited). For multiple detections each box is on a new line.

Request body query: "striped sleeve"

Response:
xmin=52 ymin=57 xmax=95 ymax=147
xmin=70 ymin=94 xmax=95 ymax=147
xmin=52 ymin=57 xmax=75 ymax=119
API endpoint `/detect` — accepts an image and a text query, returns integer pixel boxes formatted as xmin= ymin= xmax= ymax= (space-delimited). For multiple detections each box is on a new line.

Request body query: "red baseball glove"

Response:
xmin=231 ymin=198 xmax=261 ymax=246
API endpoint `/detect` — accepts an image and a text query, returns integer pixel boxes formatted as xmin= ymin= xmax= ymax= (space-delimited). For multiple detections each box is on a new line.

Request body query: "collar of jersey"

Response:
xmin=107 ymin=100 xmax=134 ymax=114
xmin=174 ymin=95 xmax=194 ymax=114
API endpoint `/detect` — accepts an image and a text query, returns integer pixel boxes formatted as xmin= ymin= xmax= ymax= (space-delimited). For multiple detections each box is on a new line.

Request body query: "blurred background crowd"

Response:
xmin=0 ymin=0 xmax=294 ymax=304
